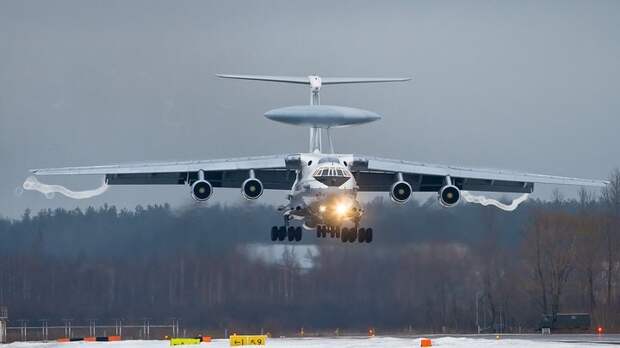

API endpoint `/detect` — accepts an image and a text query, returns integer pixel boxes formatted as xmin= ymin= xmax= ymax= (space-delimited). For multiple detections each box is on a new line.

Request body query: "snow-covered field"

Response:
xmin=1 ymin=336 xmax=614 ymax=348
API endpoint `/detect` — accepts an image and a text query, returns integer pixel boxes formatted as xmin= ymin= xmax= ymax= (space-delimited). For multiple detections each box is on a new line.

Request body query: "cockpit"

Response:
xmin=313 ymin=165 xmax=351 ymax=186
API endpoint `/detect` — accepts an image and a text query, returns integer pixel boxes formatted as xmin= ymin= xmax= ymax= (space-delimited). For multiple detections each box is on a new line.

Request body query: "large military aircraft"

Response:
xmin=30 ymin=74 xmax=608 ymax=243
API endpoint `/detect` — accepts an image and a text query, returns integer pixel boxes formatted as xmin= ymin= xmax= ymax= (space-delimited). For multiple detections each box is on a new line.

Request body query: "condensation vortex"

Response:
xmin=461 ymin=191 xmax=529 ymax=211
xmin=23 ymin=176 xmax=109 ymax=199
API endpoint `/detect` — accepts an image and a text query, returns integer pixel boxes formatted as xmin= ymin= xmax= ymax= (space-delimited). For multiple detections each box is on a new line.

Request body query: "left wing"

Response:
xmin=31 ymin=154 xmax=301 ymax=190
xmin=349 ymin=155 xmax=608 ymax=193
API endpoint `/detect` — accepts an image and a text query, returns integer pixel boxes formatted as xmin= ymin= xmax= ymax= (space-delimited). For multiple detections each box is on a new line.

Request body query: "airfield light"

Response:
xmin=319 ymin=205 xmax=327 ymax=213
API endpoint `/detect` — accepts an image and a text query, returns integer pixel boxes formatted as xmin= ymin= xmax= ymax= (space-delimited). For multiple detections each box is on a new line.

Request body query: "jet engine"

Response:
xmin=191 ymin=180 xmax=213 ymax=201
xmin=439 ymin=185 xmax=460 ymax=207
xmin=390 ymin=181 xmax=412 ymax=204
xmin=242 ymin=178 xmax=263 ymax=200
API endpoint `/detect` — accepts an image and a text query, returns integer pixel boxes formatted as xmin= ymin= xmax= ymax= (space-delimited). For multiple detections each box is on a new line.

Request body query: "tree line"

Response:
xmin=0 ymin=170 xmax=618 ymax=335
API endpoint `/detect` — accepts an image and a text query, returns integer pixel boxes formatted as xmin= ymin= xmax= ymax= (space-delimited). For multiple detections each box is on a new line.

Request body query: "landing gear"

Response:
xmin=358 ymin=228 xmax=373 ymax=243
xmin=271 ymin=226 xmax=278 ymax=241
xmin=278 ymin=226 xmax=286 ymax=241
xmin=316 ymin=225 xmax=341 ymax=239
xmin=271 ymin=226 xmax=302 ymax=242
xmin=340 ymin=227 xmax=373 ymax=243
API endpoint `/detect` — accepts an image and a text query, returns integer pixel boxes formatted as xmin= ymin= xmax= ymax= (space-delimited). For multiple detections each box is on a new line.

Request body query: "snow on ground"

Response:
xmin=1 ymin=336 xmax=611 ymax=348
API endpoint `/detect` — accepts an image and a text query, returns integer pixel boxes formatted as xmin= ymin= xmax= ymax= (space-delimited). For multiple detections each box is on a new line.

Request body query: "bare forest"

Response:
xmin=1 ymin=170 xmax=619 ymax=335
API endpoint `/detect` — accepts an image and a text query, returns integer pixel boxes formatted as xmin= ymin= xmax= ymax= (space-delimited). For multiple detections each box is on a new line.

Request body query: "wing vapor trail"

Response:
xmin=461 ymin=191 xmax=529 ymax=212
xmin=23 ymin=176 xmax=108 ymax=199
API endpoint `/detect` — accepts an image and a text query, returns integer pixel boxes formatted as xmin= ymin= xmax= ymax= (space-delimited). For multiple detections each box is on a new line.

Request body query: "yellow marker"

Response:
xmin=170 ymin=338 xmax=201 ymax=346
xmin=229 ymin=335 xmax=267 ymax=346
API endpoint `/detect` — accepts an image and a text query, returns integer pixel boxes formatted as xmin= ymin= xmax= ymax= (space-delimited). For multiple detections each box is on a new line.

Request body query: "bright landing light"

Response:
xmin=319 ymin=205 xmax=327 ymax=213
xmin=335 ymin=202 xmax=350 ymax=216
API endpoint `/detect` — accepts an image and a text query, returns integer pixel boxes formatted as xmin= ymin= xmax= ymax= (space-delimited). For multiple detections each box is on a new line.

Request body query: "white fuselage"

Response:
xmin=287 ymin=153 xmax=363 ymax=229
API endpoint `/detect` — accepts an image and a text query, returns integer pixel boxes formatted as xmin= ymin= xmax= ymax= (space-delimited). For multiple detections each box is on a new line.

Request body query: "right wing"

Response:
xmin=350 ymin=155 xmax=608 ymax=193
xmin=31 ymin=154 xmax=301 ymax=190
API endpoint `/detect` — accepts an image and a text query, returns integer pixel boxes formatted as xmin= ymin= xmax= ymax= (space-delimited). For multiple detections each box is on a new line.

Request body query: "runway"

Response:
xmin=5 ymin=335 xmax=620 ymax=348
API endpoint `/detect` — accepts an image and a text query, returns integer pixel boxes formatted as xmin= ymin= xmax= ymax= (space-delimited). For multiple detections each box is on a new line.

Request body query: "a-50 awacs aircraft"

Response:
xmin=31 ymin=74 xmax=608 ymax=243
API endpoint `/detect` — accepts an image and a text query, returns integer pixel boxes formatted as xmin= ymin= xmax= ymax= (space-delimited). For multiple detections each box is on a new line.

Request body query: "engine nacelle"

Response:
xmin=191 ymin=180 xmax=213 ymax=201
xmin=390 ymin=181 xmax=412 ymax=204
xmin=242 ymin=178 xmax=263 ymax=200
xmin=439 ymin=185 xmax=460 ymax=207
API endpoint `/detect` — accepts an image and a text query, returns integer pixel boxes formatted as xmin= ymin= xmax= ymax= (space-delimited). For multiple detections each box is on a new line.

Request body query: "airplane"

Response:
xmin=30 ymin=74 xmax=609 ymax=244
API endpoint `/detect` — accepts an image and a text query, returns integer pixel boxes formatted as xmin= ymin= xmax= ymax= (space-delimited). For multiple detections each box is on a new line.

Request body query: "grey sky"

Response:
xmin=1 ymin=0 xmax=618 ymax=218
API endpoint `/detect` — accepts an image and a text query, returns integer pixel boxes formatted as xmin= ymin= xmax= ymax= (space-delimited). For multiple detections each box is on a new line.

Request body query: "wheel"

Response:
xmin=349 ymin=228 xmax=357 ymax=243
xmin=287 ymin=226 xmax=295 ymax=241
xmin=316 ymin=227 xmax=321 ymax=238
xmin=271 ymin=226 xmax=278 ymax=241
xmin=366 ymin=228 xmax=373 ymax=243
xmin=278 ymin=226 xmax=286 ymax=241
xmin=341 ymin=228 xmax=348 ymax=242
xmin=335 ymin=227 xmax=341 ymax=239
xmin=295 ymin=227 xmax=302 ymax=241
xmin=358 ymin=228 xmax=366 ymax=243
xmin=321 ymin=228 xmax=327 ymax=238
xmin=329 ymin=227 xmax=335 ymax=238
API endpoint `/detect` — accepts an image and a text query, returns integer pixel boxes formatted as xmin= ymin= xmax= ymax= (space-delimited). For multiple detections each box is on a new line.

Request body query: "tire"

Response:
xmin=271 ymin=226 xmax=278 ymax=241
xmin=341 ymin=228 xmax=348 ymax=242
xmin=366 ymin=228 xmax=373 ymax=243
xmin=287 ymin=227 xmax=295 ymax=241
xmin=278 ymin=226 xmax=286 ymax=241
xmin=358 ymin=228 xmax=366 ymax=243
xmin=295 ymin=227 xmax=302 ymax=242
xmin=335 ymin=227 xmax=341 ymax=239
xmin=316 ymin=227 xmax=321 ymax=238
xmin=349 ymin=228 xmax=357 ymax=243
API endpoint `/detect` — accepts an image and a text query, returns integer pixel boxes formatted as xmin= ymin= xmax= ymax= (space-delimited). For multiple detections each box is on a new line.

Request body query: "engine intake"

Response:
xmin=439 ymin=185 xmax=460 ymax=207
xmin=390 ymin=181 xmax=412 ymax=204
xmin=191 ymin=180 xmax=213 ymax=201
xmin=242 ymin=178 xmax=263 ymax=200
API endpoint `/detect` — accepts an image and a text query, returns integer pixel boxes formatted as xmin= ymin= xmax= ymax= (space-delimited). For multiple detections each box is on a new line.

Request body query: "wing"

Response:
xmin=350 ymin=155 xmax=608 ymax=193
xmin=31 ymin=154 xmax=301 ymax=190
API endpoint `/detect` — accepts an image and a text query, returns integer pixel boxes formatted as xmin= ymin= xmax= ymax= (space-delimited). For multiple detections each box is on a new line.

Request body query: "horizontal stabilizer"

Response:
xmin=216 ymin=74 xmax=310 ymax=84
xmin=217 ymin=74 xmax=411 ymax=85
xmin=321 ymin=77 xmax=411 ymax=84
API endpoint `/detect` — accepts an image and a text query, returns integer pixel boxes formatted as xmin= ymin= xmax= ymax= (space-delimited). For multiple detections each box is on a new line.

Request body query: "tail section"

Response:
xmin=217 ymin=74 xmax=411 ymax=105
xmin=217 ymin=73 xmax=411 ymax=153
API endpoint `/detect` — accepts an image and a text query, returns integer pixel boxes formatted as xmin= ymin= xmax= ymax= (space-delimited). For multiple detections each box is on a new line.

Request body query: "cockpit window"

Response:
xmin=313 ymin=166 xmax=350 ymax=177
xmin=313 ymin=165 xmax=351 ymax=186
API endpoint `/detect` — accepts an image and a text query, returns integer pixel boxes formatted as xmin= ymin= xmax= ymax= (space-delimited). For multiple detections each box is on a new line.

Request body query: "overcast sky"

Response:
xmin=1 ymin=0 xmax=618 ymax=218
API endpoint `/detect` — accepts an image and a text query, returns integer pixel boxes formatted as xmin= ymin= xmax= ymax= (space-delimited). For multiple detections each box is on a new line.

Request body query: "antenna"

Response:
xmin=217 ymin=74 xmax=411 ymax=153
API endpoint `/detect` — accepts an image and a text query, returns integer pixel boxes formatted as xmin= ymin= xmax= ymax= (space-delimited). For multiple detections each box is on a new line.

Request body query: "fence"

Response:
xmin=3 ymin=318 xmax=180 ymax=342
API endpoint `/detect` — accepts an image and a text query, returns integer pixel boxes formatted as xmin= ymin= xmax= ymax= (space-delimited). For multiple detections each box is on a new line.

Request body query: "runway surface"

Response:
xmin=5 ymin=335 xmax=620 ymax=348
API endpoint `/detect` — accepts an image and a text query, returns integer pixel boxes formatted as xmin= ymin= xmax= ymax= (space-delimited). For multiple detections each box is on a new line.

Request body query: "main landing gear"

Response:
xmin=271 ymin=226 xmax=302 ymax=242
xmin=316 ymin=225 xmax=373 ymax=243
